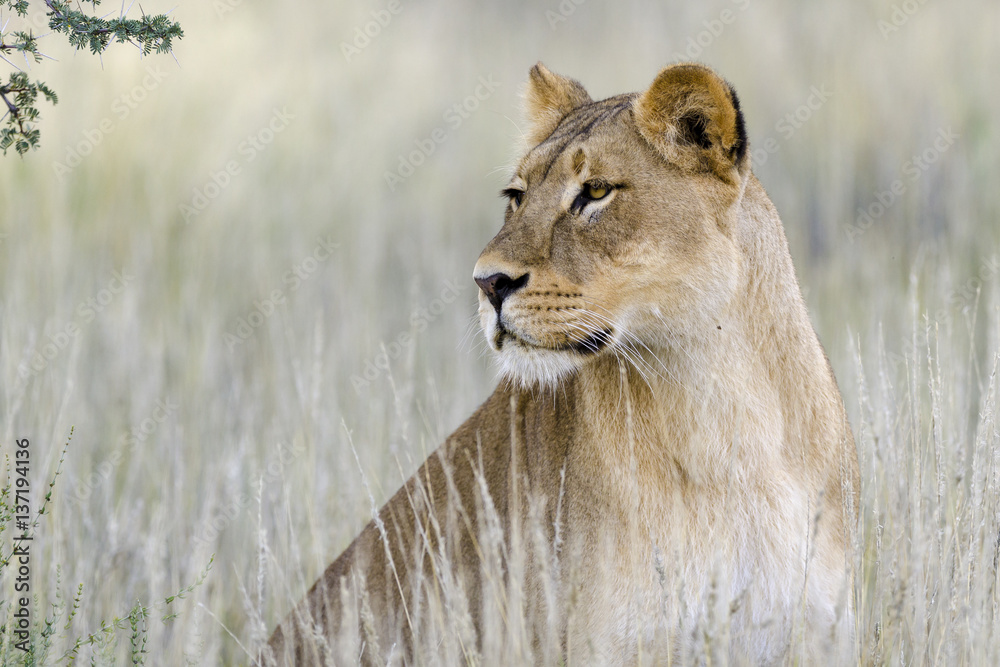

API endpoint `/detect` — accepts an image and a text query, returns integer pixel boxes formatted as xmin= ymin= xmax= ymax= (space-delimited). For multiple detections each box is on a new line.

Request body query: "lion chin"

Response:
xmin=486 ymin=315 xmax=617 ymax=390
xmin=494 ymin=338 xmax=587 ymax=389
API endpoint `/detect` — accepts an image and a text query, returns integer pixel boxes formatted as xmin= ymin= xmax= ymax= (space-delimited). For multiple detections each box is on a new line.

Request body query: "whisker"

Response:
xmin=561 ymin=317 xmax=658 ymax=393
xmin=569 ymin=309 xmax=667 ymax=387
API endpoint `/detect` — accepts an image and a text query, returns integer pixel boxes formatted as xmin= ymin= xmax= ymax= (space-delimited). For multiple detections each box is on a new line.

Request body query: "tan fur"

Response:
xmin=266 ymin=63 xmax=860 ymax=665
xmin=523 ymin=62 xmax=593 ymax=146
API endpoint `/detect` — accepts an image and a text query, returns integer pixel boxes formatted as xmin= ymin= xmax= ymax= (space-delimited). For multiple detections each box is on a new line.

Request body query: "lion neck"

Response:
xmin=570 ymin=334 xmax=760 ymax=493
xmin=564 ymin=193 xmax=819 ymax=497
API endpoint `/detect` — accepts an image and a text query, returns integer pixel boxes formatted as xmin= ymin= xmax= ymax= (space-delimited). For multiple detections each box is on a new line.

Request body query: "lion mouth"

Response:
xmin=495 ymin=326 xmax=527 ymax=351
xmin=570 ymin=328 xmax=613 ymax=355
xmin=496 ymin=325 xmax=614 ymax=356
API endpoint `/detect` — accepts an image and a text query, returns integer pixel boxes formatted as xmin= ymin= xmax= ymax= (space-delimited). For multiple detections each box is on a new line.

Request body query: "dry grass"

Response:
xmin=1 ymin=0 xmax=998 ymax=663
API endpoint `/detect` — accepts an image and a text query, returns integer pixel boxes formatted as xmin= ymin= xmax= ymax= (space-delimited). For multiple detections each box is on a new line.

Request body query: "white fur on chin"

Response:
xmin=494 ymin=340 xmax=582 ymax=390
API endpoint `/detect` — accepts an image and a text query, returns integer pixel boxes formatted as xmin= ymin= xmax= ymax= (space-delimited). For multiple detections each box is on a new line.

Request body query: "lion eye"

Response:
xmin=502 ymin=187 xmax=525 ymax=213
xmin=511 ymin=191 xmax=524 ymax=211
xmin=571 ymin=181 xmax=613 ymax=215
xmin=584 ymin=183 xmax=609 ymax=200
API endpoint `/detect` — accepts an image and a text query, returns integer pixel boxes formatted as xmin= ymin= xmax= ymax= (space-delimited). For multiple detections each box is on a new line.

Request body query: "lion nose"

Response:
xmin=475 ymin=272 xmax=529 ymax=314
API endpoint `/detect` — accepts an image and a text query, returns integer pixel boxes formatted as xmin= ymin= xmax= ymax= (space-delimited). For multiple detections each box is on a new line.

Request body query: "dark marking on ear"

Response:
xmin=678 ymin=112 xmax=712 ymax=150
xmin=727 ymin=84 xmax=748 ymax=164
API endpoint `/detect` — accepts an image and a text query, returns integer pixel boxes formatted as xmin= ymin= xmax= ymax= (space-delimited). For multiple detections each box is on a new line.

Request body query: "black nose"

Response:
xmin=475 ymin=272 xmax=529 ymax=313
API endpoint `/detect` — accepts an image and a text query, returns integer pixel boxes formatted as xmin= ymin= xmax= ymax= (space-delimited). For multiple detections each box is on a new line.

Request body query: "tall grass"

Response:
xmin=1 ymin=0 xmax=998 ymax=663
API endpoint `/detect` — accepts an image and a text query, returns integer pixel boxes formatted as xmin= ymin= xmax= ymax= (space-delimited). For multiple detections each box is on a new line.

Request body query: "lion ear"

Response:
xmin=524 ymin=62 xmax=593 ymax=146
xmin=633 ymin=63 xmax=749 ymax=183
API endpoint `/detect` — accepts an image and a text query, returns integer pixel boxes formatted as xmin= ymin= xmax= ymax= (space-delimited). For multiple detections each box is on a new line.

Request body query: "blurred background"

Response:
xmin=1 ymin=0 xmax=998 ymax=662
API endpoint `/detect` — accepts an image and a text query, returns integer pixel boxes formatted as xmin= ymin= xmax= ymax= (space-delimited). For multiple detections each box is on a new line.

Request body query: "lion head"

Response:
xmin=474 ymin=62 xmax=752 ymax=388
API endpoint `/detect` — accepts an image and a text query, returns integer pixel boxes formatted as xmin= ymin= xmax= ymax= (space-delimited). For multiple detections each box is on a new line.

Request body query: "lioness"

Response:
xmin=266 ymin=62 xmax=859 ymax=665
